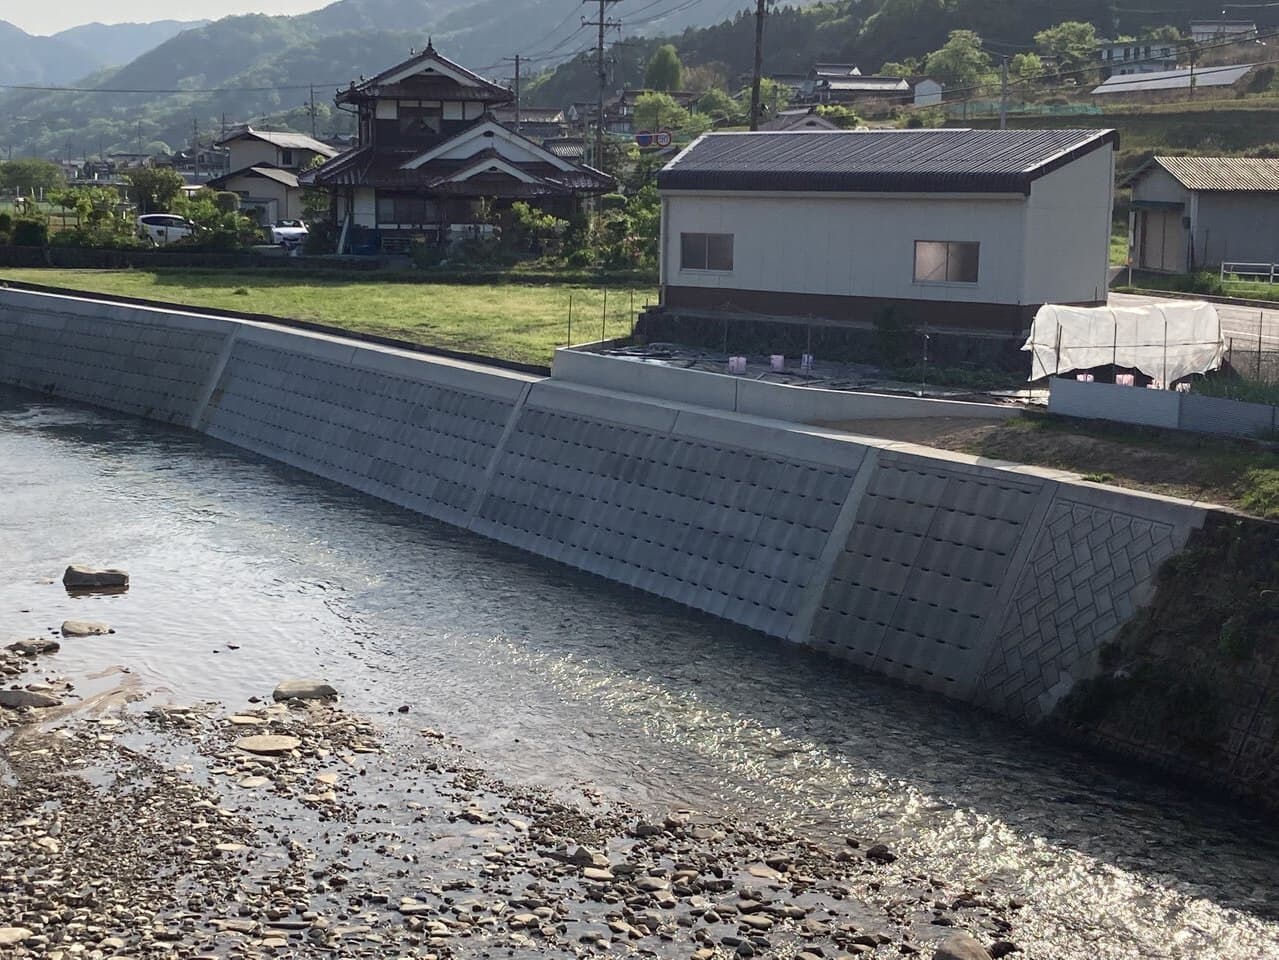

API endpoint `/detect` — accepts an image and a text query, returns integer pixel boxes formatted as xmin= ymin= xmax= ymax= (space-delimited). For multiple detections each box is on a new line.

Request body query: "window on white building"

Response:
xmin=914 ymin=241 xmax=980 ymax=284
xmin=680 ymin=232 xmax=734 ymax=271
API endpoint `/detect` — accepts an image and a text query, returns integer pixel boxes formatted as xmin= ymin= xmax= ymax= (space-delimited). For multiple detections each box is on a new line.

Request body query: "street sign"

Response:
xmin=635 ymin=130 xmax=653 ymax=147
xmin=655 ymin=130 xmax=673 ymax=148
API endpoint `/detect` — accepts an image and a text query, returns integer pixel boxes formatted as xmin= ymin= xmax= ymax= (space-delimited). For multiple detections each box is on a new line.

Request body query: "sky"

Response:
xmin=10 ymin=1 xmax=331 ymax=36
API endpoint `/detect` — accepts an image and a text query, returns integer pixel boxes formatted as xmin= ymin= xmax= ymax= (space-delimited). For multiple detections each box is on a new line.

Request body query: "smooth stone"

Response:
xmin=0 ymin=928 xmax=34 ymax=946
xmin=61 ymin=620 xmax=112 ymax=637
xmin=7 ymin=638 xmax=59 ymax=656
xmin=62 ymin=565 xmax=129 ymax=589
xmin=236 ymin=734 xmax=300 ymax=755
xmin=216 ymin=843 xmax=248 ymax=853
xmin=865 ymin=843 xmax=897 ymax=864
xmin=933 ymin=932 xmax=994 ymax=960
xmin=583 ymin=867 xmax=614 ymax=882
xmin=272 ymin=679 xmax=338 ymax=701
xmin=0 ymin=689 xmax=63 ymax=709
xmin=228 ymin=715 xmax=263 ymax=726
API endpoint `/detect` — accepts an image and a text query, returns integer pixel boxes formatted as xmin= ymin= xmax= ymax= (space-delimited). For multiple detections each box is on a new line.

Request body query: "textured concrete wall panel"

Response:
xmin=472 ymin=401 xmax=862 ymax=636
xmin=203 ymin=339 xmax=515 ymax=525
xmin=810 ymin=453 xmax=1044 ymax=698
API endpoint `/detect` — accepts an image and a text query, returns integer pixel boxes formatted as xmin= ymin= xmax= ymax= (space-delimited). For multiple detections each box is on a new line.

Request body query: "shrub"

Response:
xmin=1172 ymin=271 xmax=1224 ymax=296
xmin=214 ymin=191 xmax=241 ymax=213
xmin=0 ymin=212 xmax=11 ymax=233
xmin=599 ymin=193 xmax=627 ymax=212
xmin=11 ymin=218 xmax=48 ymax=246
xmin=874 ymin=307 xmax=918 ymax=365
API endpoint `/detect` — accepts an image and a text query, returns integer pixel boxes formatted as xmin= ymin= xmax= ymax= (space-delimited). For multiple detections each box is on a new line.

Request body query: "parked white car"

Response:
xmin=137 ymin=213 xmax=198 ymax=246
xmin=267 ymin=219 xmax=308 ymax=247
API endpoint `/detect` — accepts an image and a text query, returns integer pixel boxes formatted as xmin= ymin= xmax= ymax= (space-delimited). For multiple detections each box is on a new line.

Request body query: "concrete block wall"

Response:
xmin=1049 ymin=376 xmax=1278 ymax=438
xmin=0 ymin=289 xmax=230 ymax=425
xmin=200 ymin=327 xmax=531 ymax=527
xmin=0 ymin=289 xmax=1213 ymax=721
xmin=552 ymin=348 xmax=1022 ymax=425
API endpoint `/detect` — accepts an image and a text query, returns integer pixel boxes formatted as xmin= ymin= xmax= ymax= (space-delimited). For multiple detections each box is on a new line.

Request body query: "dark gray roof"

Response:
xmin=657 ymin=129 xmax=1119 ymax=195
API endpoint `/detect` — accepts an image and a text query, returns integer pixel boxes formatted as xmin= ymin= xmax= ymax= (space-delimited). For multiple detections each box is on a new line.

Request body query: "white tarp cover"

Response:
xmin=1023 ymin=301 xmax=1224 ymax=383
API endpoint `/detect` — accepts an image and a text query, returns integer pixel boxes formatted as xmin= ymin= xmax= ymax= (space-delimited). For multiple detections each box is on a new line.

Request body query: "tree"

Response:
xmin=0 ymin=159 xmax=64 ymax=194
xmin=1010 ymin=52 xmax=1044 ymax=82
xmin=880 ymin=59 xmax=920 ymax=78
xmin=923 ymin=30 xmax=992 ymax=89
xmin=737 ymin=77 xmax=791 ymax=119
xmin=123 ymin=166 xmax=186 ymax=214
xmin=1034 ymin=21 xmax=1100 ymax=78
xmin=645 ymin=44 xmax=683 ymax=92
xmin=633 ymin=91 xmax=689 ymax=131
xmin=300 ymin=154 xmax=330 ymax=222
xmin=697 ymin=87 xmax=743 ymax=123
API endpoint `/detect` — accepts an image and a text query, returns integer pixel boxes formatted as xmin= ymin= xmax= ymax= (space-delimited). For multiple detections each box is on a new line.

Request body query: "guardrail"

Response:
xmin=1221 ymin=261 xmax=1279 ymax=284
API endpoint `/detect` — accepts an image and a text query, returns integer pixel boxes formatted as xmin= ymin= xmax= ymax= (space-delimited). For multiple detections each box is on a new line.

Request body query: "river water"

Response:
xmin=1 ymin=385 xmax=1276 ymax=959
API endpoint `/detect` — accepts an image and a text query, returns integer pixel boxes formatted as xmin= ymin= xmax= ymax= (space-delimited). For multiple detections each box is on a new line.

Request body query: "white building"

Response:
xmin=1097 ymin=39 xmax=1178 ymax=77
xmin=208 ymin=128 xmax=338 ymax=224
xmin=1190 ymin=20 xmax=1256 ymax=43
xmin=913 ymin=79 xmax=943 ymax=106
xmin=656 ymin=128 xmax=1118 ymax=335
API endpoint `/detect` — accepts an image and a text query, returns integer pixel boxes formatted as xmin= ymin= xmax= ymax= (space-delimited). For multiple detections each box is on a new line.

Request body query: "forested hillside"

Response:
xmin=3 ymin=0 xmax=1278 ymax=162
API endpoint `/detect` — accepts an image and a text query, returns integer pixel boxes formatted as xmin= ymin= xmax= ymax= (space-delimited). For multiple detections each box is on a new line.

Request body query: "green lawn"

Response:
xmin=0 ymin=268 xmax=656 ymax=367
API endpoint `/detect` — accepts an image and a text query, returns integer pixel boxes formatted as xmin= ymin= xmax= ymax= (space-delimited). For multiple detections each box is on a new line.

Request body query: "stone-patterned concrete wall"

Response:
xmin=0 ymin=291 xmax=229 ymax=425
xmin=0 ymin=289 xmax=1212 ymax=722
xmin=470 ymin=385 xmax=864 ymax=638
xmin=973 ymin=491 xmax=1189 ymax=719
xmin=201 ymin=329 xmax=530 ymax=528
xmin=809 ymin=453 xmax=1046 ymax=701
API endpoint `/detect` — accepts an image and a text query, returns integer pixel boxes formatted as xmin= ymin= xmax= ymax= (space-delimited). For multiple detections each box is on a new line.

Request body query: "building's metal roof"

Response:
xmin=657 ymin=128 xmax=1119 ymax=195
xmin=217 ymin=127 xmax=338 ymax=156
xmin=820 ymin=77 xmax=910 ymax=92
xmin=208 ymin=164 xmax=300 ymax=189
xmin=1090 ymin=62 xmax=1254 ymax=94
xmin=1130 ymin=155 xmax=1279 ymax=191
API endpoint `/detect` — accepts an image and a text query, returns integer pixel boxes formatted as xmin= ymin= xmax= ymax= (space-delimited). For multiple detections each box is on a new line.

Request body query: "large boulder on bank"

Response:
xmin=0 ymin=928 xmax=34 ymax=946
xmin=7 ymin=638 xmax=60 ymax=656
xmin=933 ymin=932 xmax=994 ymax=960
xmin=61 ymin=620 xmax=113 ymax=637
xmin=63 ymin=565 xmax=129 ymax=589
xmin=0 ymin=689 xmax=63 ymax=709
xmin=272 ymin=679 xmax=338 ymax=702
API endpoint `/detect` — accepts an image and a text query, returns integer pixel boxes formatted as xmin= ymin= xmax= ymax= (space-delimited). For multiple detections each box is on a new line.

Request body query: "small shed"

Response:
xmin=913 ymin=79 xmax=943 ymax=106
xmin=656 ymin=128 xmax=1118 ymax=335
xmin=1124 ymin=156 xmax=1279 ymax=272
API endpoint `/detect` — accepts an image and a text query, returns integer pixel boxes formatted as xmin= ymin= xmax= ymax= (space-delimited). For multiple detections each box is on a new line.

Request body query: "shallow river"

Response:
xmin=1 ymin=385 xmax=1277 ymax=959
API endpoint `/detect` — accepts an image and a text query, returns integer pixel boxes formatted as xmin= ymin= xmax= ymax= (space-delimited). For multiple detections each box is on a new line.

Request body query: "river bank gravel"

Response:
xmin=1 ymin=636 xmax=1018 ymax=960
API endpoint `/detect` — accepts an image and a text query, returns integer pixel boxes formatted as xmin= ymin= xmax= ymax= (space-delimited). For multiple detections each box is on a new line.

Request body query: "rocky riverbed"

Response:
xmin=2 ymin=603 xmax=1016 ymax=960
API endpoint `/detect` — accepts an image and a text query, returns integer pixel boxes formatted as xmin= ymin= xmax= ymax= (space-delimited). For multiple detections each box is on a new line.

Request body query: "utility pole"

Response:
xmin=193 ymin=119 xmax=200 ymax=181
xmin=749 ymin=0 xmax=767 ymax=131
xmin=502 ymin=54 xmax=523 ymax=133
xmin=309 ymin=85 xmax=318 ymax=138
xmin=582 ymin=0 xmax=621 ymax=170
xmin=1188 ymin=43 xmax=1197 ymax=101
xmin=999 ymin=56 xmax=1008 ymax=129
xmin=136 ymin=121 xmax=143 ymax=157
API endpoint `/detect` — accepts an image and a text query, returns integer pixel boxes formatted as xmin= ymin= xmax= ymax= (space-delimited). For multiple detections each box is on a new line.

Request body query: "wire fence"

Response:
xmin=1225 ymin=336 xmax=1279 ymax=387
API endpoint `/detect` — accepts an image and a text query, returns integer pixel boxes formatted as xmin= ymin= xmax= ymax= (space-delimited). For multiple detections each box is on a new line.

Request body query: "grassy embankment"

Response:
xmin=934 ymin=412 xmax=1279 ymax=519
xmin=0 ymin=268 xmax=657 ymax=368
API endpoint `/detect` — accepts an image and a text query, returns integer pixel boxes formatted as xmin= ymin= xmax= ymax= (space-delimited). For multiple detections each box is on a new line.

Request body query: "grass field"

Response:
xmin=0 ymin=268 xmax=657 ymax=367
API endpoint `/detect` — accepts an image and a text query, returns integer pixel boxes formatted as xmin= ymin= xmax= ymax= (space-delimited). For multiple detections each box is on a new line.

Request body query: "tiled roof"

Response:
xmin=1135 ymin=156 xmax=1279 ymax=191
xmin=658 ymin=128 xmax=1119 ymax=195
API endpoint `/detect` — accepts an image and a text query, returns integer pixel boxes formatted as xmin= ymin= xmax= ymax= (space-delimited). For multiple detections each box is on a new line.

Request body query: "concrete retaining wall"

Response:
xmin=0 ymin=288 xmax=1209 ymax=720
xmin=552 ymin=348 xmax=1022 ymax=425
xmin=1049 ymin=376 xmax=1278 ymax=437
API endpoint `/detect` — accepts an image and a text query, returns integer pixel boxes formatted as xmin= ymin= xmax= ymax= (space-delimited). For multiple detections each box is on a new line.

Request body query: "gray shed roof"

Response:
xmin=658 ymin=128 xmax=1118 ymax=195
xmin=1128 ymin=155 xmax=1279 ymax=192
xmin=218 ymin=127 xmax=338 ymax=157
xmin=1090 ymin=62 xmax=1254 ymax=94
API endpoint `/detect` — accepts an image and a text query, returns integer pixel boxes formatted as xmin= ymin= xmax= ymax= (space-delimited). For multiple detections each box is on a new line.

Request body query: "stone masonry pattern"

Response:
xmin=976 ymin=496 xmax=1183 ymax=720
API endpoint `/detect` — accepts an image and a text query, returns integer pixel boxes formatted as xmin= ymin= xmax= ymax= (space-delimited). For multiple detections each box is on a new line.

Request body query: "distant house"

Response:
xmin=1124 ymin=156 xmax=1279 ymax=271
xmin=492 ymin=105 xmax=567 ymax=143
xmin=208 ymin=128 xmax=338 ymax=225
xmin=655 ymin=128 xmax=1118 ymax=334
xmin=758 ymin=107 xmax=839 ymax=131
xmin=913 ymin=79 xmax=943 ymax=106
xmin=1090 ymin=62 xmax=1255 ymax=95
xmin=1097 ymin=39 xmax=1178 ymax=78
xmin=301 ymin=43 xmax=613 ymax=254
xmin=217 ymin=128 xmax=336 ymax=173
xmin=804 ymin=64 xmax=909 ymax=104
xmin=1190 ymin=20 xmax=1256 ymax=43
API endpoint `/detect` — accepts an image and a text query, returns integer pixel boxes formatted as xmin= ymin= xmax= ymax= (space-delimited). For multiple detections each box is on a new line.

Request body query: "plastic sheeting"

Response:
xmin=1022 ymin=301 xmax=1225 ymax=384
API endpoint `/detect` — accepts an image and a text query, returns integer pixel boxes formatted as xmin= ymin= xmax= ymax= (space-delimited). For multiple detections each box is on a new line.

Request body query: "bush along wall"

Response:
xmin=1053 ymin=513 xmax=1279 ymax=810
